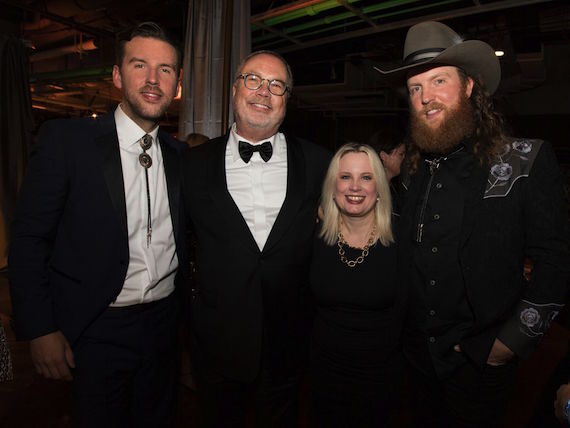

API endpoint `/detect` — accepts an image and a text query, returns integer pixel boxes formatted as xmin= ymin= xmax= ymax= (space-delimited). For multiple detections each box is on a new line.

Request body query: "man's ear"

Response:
xmin=112 ymin=65 xmax=122 ymax=90
xmin=465 ymin=76 xmax=474 ymax=98
xmin=176 ymin=69 xmax=183 ymax=94
xmin=232 ymin=82 xmax=237 ymax=98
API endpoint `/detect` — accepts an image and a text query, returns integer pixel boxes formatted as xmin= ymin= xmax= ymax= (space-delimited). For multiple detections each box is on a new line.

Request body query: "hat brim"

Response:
xmin=375 ymin=40 xmax=501 ymax=95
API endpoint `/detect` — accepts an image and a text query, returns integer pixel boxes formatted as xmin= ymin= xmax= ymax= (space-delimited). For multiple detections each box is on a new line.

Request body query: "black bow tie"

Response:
xmin=238 ymin=140 xmax=273 ymax=163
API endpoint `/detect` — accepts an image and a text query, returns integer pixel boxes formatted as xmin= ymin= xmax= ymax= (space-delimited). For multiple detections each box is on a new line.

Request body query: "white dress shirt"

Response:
xmin=226 ymin=123 xmax=288 ymax=251
xmin=111 ymin=105 xmax=178 ymax=306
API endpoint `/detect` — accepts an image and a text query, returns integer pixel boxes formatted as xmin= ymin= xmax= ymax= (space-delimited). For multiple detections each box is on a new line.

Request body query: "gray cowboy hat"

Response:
xmin=375 ymin=21 xmax=501 ymax=94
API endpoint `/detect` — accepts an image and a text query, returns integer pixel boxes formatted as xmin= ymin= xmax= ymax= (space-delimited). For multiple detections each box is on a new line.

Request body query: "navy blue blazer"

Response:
xmin=9 ymin=113 xmax=189 ymax=346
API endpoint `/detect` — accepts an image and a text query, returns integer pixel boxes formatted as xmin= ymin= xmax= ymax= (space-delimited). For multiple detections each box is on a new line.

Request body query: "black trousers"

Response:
xmin=195 ymin=357 xmax=300 ymax=428
xmin=409 ymin=359 xmax=518 ymax=428
xmin=72 ymin=294 xmax=179 ymax=428
xmin=310 ymin=382 xmax=397 ymax=428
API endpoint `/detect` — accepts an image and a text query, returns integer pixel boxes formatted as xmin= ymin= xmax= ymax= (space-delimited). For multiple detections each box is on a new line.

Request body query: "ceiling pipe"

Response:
xmin=274 ymin=0 xmax=554 ymax=53
xmin=250 ymin=0 xmax=326 ymax=22
xmin=0 ymin=0 xmax=115 ymax=39
xmin=31 ymin=66 xmax=113 ymax=83
xmin=252 ymin=0 xmax=361 ymax=26
xmin=31 ymin=95 xmax=113 ymax=112
xmin=337 ymin=0 xmax=377 ymax=28
xmin=30 ymin=39 xmax=98 ymax=62
xmin=279 ymin=0 xmax=458 ymax=45
xmin=254 ymin=22 xmax=304 ymax=46
xmin=253 ymin=0 xmax=421 ymax=46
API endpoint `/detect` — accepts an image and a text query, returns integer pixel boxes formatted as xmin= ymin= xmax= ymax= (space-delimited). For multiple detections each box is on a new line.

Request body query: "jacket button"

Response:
xmin=433 ymin=214 xmax=440 ymax=220
xmin=431 ymin=246 xmax=438 ymax=253
xmin=435 ymin=182 xmax=443 ymax=189
xmin=429 ymin=279 xmax=436 ymax=286
xmin=429 ymin=336 xmax=436 ymax=343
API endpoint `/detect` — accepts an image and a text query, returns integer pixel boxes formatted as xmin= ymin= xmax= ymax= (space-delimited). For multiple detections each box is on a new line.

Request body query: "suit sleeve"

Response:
xmin=8 ymin=121 xmax=70 ymax=340
xmin=497 ymin=142 xmax=569 ymax=358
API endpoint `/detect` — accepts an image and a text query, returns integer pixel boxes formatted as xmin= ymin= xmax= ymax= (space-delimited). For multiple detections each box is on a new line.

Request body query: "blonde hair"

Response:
xmin=320 ymin=143 xmax=394 ymax=247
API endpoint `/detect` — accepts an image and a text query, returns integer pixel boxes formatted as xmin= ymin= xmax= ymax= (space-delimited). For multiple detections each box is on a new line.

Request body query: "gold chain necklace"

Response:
xmin=337 ymin=225 xmax=376 ymax=268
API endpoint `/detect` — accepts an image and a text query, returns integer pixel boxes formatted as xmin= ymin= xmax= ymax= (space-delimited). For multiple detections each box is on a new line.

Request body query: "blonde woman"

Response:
xmin=310 ymin=143 xmax=403 ymax=427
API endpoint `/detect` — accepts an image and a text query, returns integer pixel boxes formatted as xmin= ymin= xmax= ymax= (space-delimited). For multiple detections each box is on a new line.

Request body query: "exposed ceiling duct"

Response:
xmin=1 ymin=0 xmax=568 ymax=120
xmin=30 ymin=39 xmax=97 ymax=62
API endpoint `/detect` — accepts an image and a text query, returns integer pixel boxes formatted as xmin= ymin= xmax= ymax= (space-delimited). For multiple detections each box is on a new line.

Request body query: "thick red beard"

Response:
xmin=410 ymin=92 xmax=476 ymax=154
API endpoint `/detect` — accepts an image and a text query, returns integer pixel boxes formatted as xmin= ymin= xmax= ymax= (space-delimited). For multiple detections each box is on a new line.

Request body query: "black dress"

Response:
xmin=309 ymin=230 xmax=402 ymax=427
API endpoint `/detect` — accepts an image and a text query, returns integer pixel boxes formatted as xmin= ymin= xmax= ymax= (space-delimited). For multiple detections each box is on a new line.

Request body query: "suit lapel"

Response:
xmin=94 ymin=115 xmax=128 ymax=238
xmin=263 ymin=135 xmax=305 ymax=253
xmin=208 ymin=136 xmax=260 ymax=253
xmin=159 ymin=131 xmax=182 ymax=246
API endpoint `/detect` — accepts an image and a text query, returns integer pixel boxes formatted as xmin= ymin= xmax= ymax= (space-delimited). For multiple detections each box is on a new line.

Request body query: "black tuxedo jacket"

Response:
xmin=182 ymin=133 xmax=330 ymax=382
xmin=9 ymin=113 xmax=189 ymax=346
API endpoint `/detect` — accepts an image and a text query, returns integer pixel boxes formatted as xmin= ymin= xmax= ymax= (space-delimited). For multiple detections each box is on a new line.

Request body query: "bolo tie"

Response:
xmin=139 ymin=134 xmax=153 ymax=247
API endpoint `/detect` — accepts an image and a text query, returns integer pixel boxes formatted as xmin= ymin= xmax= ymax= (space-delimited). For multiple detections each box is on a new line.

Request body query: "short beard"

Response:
xmin=410 ymin=92 xmax=476 ymax=155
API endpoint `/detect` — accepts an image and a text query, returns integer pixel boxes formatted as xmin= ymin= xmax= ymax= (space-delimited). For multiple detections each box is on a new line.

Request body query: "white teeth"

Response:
xmin=426 ymin=109 xmax=439 ymax=115
xmin=347 ymin=195 xmax=364 ymax=201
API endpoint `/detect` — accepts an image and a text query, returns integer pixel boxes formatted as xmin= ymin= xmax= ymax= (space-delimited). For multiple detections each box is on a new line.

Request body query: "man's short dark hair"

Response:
xmin=115 ymin=22 xmax=182 ymax=73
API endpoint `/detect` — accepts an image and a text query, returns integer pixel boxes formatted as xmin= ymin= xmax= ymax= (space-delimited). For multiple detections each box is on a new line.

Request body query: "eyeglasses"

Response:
xmin=237 ymin=73 xmax=290 ymax=96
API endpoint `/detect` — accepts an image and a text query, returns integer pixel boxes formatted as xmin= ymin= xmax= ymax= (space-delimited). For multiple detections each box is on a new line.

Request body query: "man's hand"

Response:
xmin=554 ymin=383 xmax=570 ymax=422
xmin=486 ymin=338 xmax=515 ymax=366
xmin=29 ymin=331 xmax=75 ymax=381
xmin=453 ymin=338 xmax=515 ymax=366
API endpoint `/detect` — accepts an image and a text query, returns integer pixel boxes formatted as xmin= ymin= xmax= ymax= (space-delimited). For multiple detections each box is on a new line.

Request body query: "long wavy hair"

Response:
xmin=405 ymin=68 xmax=509 ymax=175
xmin=320 ymin=143 xmax=394 ymax=247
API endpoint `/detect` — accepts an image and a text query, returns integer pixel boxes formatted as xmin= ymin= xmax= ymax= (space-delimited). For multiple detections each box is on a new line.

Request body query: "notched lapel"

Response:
xmin=160 ymin=135 xmax=181 ymax=243
xmin=263 ymin=138 xmax=305 ymax=253
xmin=95 ymin=131 xmax=128 ymax=238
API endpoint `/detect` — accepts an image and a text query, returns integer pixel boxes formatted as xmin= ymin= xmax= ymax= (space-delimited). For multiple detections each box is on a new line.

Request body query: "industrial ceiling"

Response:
xmin=1 ymin=0 xmax=569 ymax=130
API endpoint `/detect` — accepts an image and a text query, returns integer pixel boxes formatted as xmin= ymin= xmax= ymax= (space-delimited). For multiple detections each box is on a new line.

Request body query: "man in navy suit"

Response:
xmin=9 ymin=22 xmax=188 ymax=427
xmin=183 ymin=51 xmax=330 ymax=427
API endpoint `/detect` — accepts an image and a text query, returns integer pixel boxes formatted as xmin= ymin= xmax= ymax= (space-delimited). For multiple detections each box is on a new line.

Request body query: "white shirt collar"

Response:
xmin=115 ymin=104 xmax=159 ymax=149
xmin=228 ymin=122 xmax=285 ymax=163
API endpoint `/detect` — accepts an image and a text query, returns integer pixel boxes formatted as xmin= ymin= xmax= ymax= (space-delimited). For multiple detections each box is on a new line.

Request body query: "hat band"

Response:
xmin=404 ymin=47 xmax=446 ymax=65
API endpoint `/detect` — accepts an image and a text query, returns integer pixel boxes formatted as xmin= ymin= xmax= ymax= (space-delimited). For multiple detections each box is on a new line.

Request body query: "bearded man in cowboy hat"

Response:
xmin=377 ymin=21 xmax=569 ymax=427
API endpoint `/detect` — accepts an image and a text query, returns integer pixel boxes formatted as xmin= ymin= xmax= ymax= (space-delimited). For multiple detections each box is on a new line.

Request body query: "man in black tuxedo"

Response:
xmin=9 ymin=22 xmax=188 ymax=427
xmin=183 ymin=51 xmax=330 ymax=427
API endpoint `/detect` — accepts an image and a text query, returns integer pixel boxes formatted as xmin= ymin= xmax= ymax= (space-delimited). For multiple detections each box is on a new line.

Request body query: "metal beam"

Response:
xmin=252 ymin=0 xmax=360 ymax=26
xmin=31 ymin=95 xmax=113 ymax=112
xmin=276 ymin=0 xmax=554 ymax=53
xmin=337 ymin=0 xmax=377 ymax=28
xmin=31 ymin=67 xmax=114 ymax=83
xmin=251 ymin=0 xmax=327 ymax=23
xmin=252 ymin=22 xmax=305 ymax=46
xmin=0 ymin=0 xmax=115 ymax=39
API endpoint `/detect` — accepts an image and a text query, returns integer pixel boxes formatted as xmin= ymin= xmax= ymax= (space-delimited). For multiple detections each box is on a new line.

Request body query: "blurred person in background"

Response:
xmin=368 ymin=126 xmax=407 ymax=216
